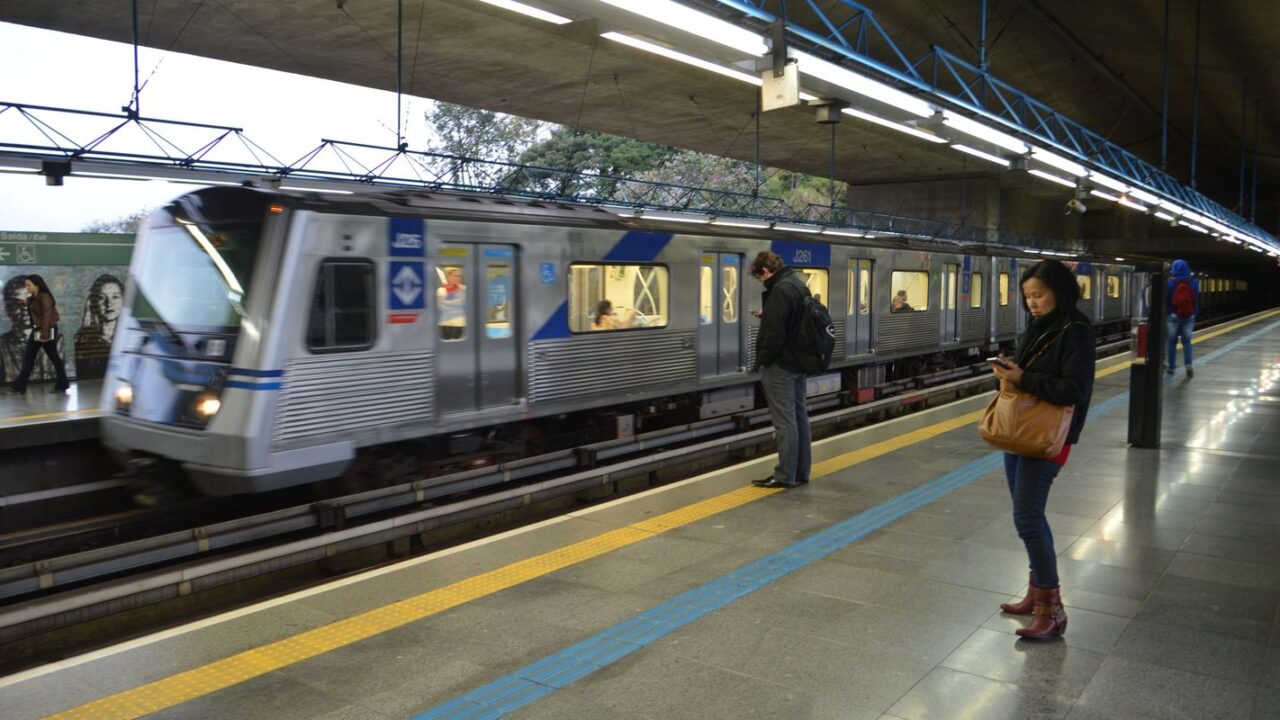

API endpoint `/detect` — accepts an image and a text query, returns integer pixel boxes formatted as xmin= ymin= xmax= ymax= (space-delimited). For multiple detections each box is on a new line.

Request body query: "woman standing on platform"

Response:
xmin=8 ymin=274 xmax=71 ymax=395
xmin=988 ymin=259 xmax=1095 ymax=639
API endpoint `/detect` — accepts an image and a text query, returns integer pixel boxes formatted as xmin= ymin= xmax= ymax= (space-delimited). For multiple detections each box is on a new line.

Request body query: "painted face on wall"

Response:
xmin=97 ymin=282 xmax=124 ymax=322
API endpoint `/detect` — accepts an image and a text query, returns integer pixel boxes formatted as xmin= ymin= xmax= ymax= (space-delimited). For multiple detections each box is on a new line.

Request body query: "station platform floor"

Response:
xmin=0 ymin=379 xmax=101 ymax=450
xmin=2 ymin=311 xmax=1279 ymax=720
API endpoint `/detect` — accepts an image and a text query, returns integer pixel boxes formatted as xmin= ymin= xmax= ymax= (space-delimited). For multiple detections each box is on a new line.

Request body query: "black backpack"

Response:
xmin=793 ymin=290 xmax=835 ymax=374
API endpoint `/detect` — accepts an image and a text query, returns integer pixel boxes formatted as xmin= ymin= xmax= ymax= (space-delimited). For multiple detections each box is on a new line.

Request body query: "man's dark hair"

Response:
xmin=1019 ymin=259 xmax=1080 ymax=313
xmin=750 ymin=250 xmax=785 ymax=279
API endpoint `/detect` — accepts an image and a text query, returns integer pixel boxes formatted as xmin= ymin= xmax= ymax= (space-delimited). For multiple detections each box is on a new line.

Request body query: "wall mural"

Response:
xmin=0 ymin=232 xmax=134 ymax=384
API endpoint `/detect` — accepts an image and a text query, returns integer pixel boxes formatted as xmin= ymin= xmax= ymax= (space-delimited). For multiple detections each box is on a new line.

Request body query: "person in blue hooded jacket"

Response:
xmin=1166 ymin=259 xmax=1199 ymax=378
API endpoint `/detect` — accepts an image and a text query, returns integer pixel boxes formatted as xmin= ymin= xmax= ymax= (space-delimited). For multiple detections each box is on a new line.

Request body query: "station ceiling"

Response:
xmin=2 ymin=0 xmax=1277 ymax=270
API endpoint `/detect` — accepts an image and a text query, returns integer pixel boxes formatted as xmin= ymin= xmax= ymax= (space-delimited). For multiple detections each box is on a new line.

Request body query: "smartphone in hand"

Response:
xmin=986 ymin=356 xmax=1011 ymax=369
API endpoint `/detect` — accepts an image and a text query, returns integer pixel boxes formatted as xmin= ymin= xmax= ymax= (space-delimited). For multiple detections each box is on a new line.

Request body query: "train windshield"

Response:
xmin=131 ymin=190 xmax=267 ymax=332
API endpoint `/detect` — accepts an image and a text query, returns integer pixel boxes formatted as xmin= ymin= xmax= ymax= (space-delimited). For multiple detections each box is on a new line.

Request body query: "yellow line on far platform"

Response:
xmin=40 ymin=308 xmax=1280 ymax=719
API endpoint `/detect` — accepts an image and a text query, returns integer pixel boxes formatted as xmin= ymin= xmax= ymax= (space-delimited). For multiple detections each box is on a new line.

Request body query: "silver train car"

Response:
xmin=101 ymin=186 xmax=1136 ymax=495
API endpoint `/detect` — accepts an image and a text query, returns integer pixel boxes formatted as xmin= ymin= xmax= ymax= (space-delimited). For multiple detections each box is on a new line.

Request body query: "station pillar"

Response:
xmin=1127 ymin=265 xmax=1165 ymax=447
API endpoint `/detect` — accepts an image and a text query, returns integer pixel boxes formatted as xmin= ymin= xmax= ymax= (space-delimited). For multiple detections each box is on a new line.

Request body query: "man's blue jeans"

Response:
xmin=1166 ymin=315 xmax=1195 ymax=369
xmin=1004 ymin=453 xmax=1061 ymax=589
xmin=760 ymin=364 xmax=811 ymax=485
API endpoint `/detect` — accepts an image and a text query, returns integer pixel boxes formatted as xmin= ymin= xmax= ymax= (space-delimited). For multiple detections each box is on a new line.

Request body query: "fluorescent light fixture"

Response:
xmin=842 ymin=107 xmax=946 ymax=143
xmin=598 ymin=0 xmax=767 ymax=56
xmin=823 ymin=228 xmax=867 ymax=238
xmin=602 ymin=33 xmax=761 ymax=85
xmin=1027 ymin=168 xmax=1076 ymax=188
xmin=1087 ymin=172 xmax=1128 ymax=193
xmin=1184 ymin=223 xmax=1208 ymax=233
xmin=473 ymin=0 xmax=572 ymax=24
xmin=799 ymin=91 xmax=819 ymax=101
xmin=279 ymin=185 xmax=355 ymax=194
xmin=794 ymin=50 xmax=933 ymax=118
xmin=1090 ymin=189 xmax=1121 ymax=202
xmin=1154 ymin=211 xmax=1175 ymax=221
xmin=1157 ymin=199 xmax=1184 ymax=214
xmin=1030 ymin=148 xmax=1087 ymax=177
xmin=0 ymin=165 xmax=38 ymax=173
xmin=1115 ymin=257 xmax=1126 ymax=261
xmin=77 ymin=170 xmax=242 ymax=186
xmin=775 ymin=223 xmax=822 ymax=234
xmin=645 ymin=211 xmax=710 ymax=224
xmin=941 ymin=111 xmax=1029 ymax=153
xmin=1128 ymin=188 xmax=1160 ymax=204
xmin=1117 ymin=197 xmax=1147 ymax=211
xmin=951 ymin=143 xmax=1010 ymax=167
xmin=710 ymin=217 xmax=770 ymax=229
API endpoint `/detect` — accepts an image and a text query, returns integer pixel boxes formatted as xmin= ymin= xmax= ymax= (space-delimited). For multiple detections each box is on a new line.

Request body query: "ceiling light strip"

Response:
xmin=951 ymin=143 xmax=1009 ymax=167
xmin=1027 ymin=168 xmax=1075 ymax=189
xmin=842 ymin=108 xmax=946 ymax=143
xmin=472 ymin=0 xmax=572 ymax=24
xmin=602 ymin=33 xmax=762 ymax=85
xmin=598 ymin=0 xmax=768 ymax=55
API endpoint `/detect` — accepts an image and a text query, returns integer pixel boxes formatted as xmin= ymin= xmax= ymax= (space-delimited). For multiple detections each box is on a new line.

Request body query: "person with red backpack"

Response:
xmin=1166 ymin=258 xmax=1199 ymax=378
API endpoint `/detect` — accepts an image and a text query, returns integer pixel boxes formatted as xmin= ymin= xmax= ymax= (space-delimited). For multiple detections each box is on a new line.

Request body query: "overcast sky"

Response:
xmin=0 ymin=21 xmax=438 ymax=232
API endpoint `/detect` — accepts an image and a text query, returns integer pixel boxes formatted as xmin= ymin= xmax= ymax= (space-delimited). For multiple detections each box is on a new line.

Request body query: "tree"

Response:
xmin=424 ymin=102 xmax=546 ymax=162
xmin=81 ymin=208 xmax=153 ymax=234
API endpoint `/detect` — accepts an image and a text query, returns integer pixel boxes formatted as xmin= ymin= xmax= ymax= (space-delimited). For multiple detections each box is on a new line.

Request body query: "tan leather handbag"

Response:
xmin=978 ymin=324 xmax=1076 ymax=458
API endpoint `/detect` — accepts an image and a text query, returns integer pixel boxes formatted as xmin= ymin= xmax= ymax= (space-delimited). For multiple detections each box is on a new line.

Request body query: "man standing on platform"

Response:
xmin=1166 ymin=258 xmax=1199 ymax=379
xmin=749 ymin=250 xmax=811 ymax=489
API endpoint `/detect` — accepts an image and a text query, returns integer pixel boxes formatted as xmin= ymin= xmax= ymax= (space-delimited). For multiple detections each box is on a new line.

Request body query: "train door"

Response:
xmin=942 ymin=262 xmax=960 ymax=342
xmin=433 ymin=243 xmax=520 ymax=414
xmin=846 ymin=258 xmax=873 ymax=356
xmin=698 ymin=252 xmax=743 ymax=376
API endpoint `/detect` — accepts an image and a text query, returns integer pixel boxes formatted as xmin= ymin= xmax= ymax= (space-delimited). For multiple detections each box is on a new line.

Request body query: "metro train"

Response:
xmin=103 ymin=186 xmax=1149 ymax=495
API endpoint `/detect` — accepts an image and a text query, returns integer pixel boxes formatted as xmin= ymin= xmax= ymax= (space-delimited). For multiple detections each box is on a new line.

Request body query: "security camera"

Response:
xmin=1065 ymin=198 xmax=1087 ymax=215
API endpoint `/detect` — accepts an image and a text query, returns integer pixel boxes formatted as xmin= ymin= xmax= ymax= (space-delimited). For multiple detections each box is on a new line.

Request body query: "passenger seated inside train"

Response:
xmin=891 ymin=290 xmax=915 ymax=313
xmin=591 ymin=299 xmax=637 ymax=330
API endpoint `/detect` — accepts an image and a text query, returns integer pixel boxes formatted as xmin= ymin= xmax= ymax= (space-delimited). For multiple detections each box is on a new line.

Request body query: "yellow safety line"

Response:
xmin=41 ymin=308 xmax=1280 ymax=719
xmin=0 ymin=409 xmax=99 ymax=426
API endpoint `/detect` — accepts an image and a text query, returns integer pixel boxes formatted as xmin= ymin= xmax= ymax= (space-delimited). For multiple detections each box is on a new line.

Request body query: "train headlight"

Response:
xmin=193 ymin=393 xmax=221 ymax=419
xmin=114 ymin=382 xmax=133 ymax=412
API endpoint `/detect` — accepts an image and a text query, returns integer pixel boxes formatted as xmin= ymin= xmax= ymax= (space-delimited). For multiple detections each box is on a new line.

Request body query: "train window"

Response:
xmin=999 ymin=272 xmax=1010 ymax=306
xmin=722 ymin=265 xmax=738 ymax=323
xmin=699 ymin=265 xmax=713 ymax=325
xmin=859 ymin=260 xmax=872 ymax=315
xmin=436 ymin=265 xmax=467 ymax=341
xmin=1106 ymin=275 xmax=1121 ymax=298
xmin=970 ymin=273 xmax=983 ymax=308
xmin=568 ymin=263 xmax=669 ymax=332
xmin=1077 ymin=274 xmax=1092 ymax=300
xmin=944 ymin=265 xmax=959 ymax=310
xmin=798 ymin=269 xmax=829 ymax=308
xmin=485 ymin=264 xmax=513 ymax=339
xmin=306 ymin=260 xmax=375 ymax=352
xmin=890 ymin=271 xmax=929 ymax=312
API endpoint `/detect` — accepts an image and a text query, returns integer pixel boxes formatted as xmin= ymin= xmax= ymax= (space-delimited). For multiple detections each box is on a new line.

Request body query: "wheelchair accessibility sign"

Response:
xmin=389 ymin=261 xmax=425 ymax=310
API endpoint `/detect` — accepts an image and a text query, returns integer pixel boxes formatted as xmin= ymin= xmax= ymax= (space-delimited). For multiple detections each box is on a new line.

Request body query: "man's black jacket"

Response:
xmin=754 ymin=266 xmax=807 ymax=373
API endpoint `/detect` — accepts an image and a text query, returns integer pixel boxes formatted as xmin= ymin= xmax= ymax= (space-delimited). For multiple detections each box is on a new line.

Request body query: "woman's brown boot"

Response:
xmin=1016 ymin=586 xmax=1067 ymax=639
xmin=1000 ymin=572 xmax=1036 ymax=615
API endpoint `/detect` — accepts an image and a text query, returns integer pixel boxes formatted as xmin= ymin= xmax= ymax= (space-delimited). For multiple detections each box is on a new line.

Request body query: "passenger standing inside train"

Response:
xmin=1166 ymin=258 xmax=1199 ymax=379
xmin=437 ymin=267 xmax=466 ymax=340
xmin=8 ymin=274 xmax=71 ymax=395
xmin=989 ymin=259 xmax=1094 ymax=639
xmin=749 ymin=250 xmax=811 ymax=489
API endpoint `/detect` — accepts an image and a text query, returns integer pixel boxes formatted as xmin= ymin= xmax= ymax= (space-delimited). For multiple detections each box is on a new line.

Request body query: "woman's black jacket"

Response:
xmin=1012 ymin=308 xmax=1096 ymax=445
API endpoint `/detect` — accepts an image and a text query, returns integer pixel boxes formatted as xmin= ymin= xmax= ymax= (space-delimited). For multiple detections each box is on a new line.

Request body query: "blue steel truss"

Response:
xmin=0 ymin=100 xmax=1072 ymax=251
xmin=704 ymin=0 xmax=1276 ymax=249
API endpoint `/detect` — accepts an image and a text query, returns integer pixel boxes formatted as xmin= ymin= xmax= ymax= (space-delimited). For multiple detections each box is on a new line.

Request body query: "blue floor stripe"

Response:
xmin=410 ymin=318 xmax=1280 ymax=720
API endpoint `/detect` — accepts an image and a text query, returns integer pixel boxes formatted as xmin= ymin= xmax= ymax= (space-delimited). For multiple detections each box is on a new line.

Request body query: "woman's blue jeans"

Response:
xmin=1004 ymin=453 xmax=1061 ymax=589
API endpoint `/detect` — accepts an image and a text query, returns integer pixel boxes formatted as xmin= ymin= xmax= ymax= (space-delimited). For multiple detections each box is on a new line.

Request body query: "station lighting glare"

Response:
xmin=1157 ymin=199 xmax=1184 ymax=215
xmin=951 ymin=143 xmax=1010 ymax=167
xmin=473 ymin=0 xmax=572 ymax=24
xmin=775 ymin=223 xmax=822 ymax=234
xmin=1116 ymin=197 xmax=1147 ymax=211
xmin=1027 ymin=168 xmax=1076 ymax=189
xmin=941 ymin=111 xmax=1029 ymax=153
xmin=842 ymin=107 xmax=946 ymax=143
xmin=601 ymin=33 xmax=761 ymax=85
xmin=794 ymin=50 xmax=934 ymax=118
xmin=823 ymin=228 xmax=867 ymax=238
xmin=644 ymin=211 xmax=711 ymax=224
xmin=0 ymin=165 xmax=38 ymax=173
xmin=1089 ymin=189 xmax=1121 ymax=202
xmin=1030 ymin=148 xmax=1087 ymax=177
xmin=1128 ymin=188 xmax=1161 ymax=205
xmin=1154 ymin=211 xmax=1176 ymax=221
xmin=1087 ymin=172 xmax=1129 ymax=193
xmin=597 ymin=0 xmax=768 ymax=56
xmin=710 ymin=218 xmax=770 ymax=229
xmin=1184 ymin=222 xmax=1209 ymax=233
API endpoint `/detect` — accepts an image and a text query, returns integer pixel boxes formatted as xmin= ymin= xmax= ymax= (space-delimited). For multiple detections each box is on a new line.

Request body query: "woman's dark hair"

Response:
xmin=1019 ymin=259 xmax=1079 ymax=313
xmin=594 ymin=299 xmax=613 ymax=321
xmin=25 ymin=274 xmax=56 ymax=307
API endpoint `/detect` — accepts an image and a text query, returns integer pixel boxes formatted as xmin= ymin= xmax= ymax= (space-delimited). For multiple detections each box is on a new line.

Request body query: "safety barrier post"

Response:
xmin=1128 ymin=265 xmax=1166 ymax=447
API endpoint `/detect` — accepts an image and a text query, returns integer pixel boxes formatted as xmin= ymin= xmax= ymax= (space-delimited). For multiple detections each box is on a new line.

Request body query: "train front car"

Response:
xmin=101 ymin=187 xmax=292 ymax=495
